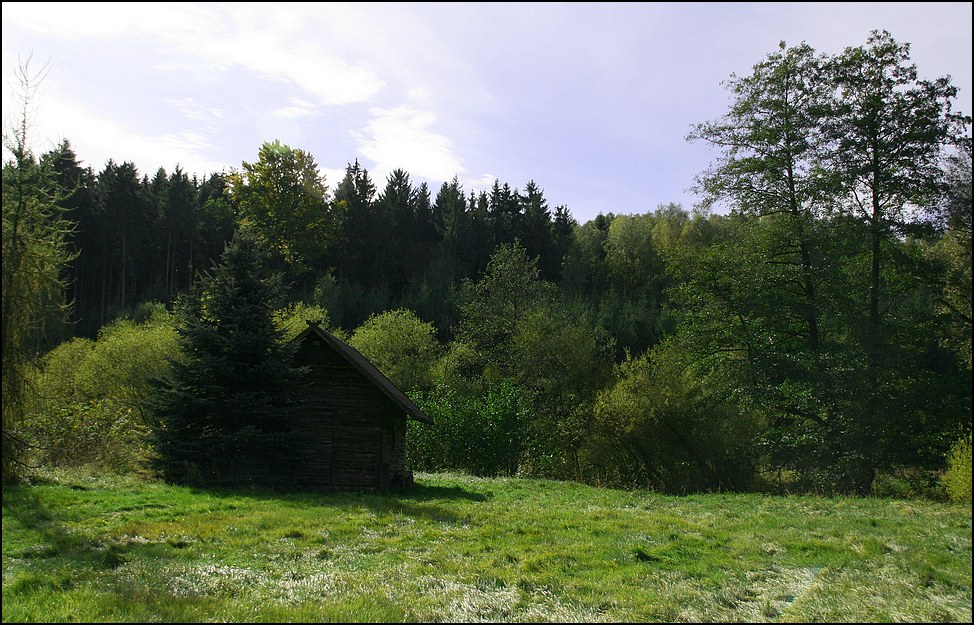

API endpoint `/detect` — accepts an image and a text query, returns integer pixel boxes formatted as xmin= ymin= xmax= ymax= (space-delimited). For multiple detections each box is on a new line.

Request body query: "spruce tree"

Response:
xmin=148 ymin=231 xmax=304 ymax=488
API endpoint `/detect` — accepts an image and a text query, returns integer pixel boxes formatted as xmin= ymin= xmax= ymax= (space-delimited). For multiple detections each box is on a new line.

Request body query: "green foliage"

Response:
xmin=443 ymin=243 xmax=619 ymax=481
xmin=34 ymin=305 xmax=176 ymax=405
xmin=510 ymin=307 xmax=615 ymax=480
xmin=929 ymin=147 xmax=972 ymax=372
xmin=2 ymin=62 xmax=76 ymax=483
xmin=408 ymin=383 xmax=531 ymax=476
xmin=311 ymin=271 xmax=395 ymax=332
xmin=604 ymin=213 xmax=663 ymax=294
xmin=419 ymin=306 xmax=616 ymax=482
xmin=592 ymin=287 xmax=667 ymax=358
xmin=22 ymin=399 xmax=151 ymax=474
xmin=681 ymin=31 xmax=972 ymax=494
xmin=19 ymin=304 xmax=179 ymax=474
xmin=72 ymin=309 xmax=179 ymax=423
xmin=942 ymin=433 xmax=972 ymax=502
xmin=560 ymin=217 xmax=610 ymax=299
xmin=127 ymin=301 xmax=171 ymax=325
xmin=457 ymin=241 xmax=556 ymax=377
xmin=147 ymin=232 xmax=305 ymax=488
xmin=349 ymin=309 xmax=441 ymax=393
xmin=429 ymin=340 xmax=485 ymax=397
xmin=870 ymin=467 xmax=947 ymax=501
xmin=561 ymin=210 xmax=675 ymax=358
xmin=30 ymin=336 xmax=95 ymax=406
xmin=687 ymin=40 xmax=834 ymax=216
xmin=511 ymin=308 xmax=611 ymax=394
xmin=273 ymin=301 xmax=333 ymax=342
xmin=592 ymin=343 xmax=761 ymax=493
xmin=821 ymin=31 xmax=971 ymax=491
xmin=5 ymin=31 xmax=970 ymax=500
xmin=229 ymin=140 xmax=335 ymax=283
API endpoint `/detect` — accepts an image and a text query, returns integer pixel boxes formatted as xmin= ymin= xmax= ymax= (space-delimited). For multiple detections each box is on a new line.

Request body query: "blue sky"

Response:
xmin=3 ymin=2 xmax=971 ymax=223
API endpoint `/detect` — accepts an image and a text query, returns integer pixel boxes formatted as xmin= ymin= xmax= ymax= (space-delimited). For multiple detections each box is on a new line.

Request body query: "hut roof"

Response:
xmin=292 ymin=322 xmax=435 ymax=425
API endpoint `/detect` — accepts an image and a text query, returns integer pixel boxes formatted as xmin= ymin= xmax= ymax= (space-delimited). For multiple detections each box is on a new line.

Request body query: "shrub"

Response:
xmin=350 ymin=309 xmax=441 ymax=393
xmin=591 ymin=348 xmax=760 ymax=493
xmin=942 ymin=433 xmax=972 ymax=503
xmin=22 ymin=306 xmax=179 ymax=474
xmin=31 ymin=337 xmax=95 ymax=407
xmin=274 ymin=302 xmax=333 ymax=341
xmin=408 ymin=382 xmax=530 ymax=477
xmin=870 ymin=467 xmax=946 ymax=501
xmin=22 ymin=399 xmax=152 ymax=474
xmin=73 ymin=315 xmax=179 ymax=423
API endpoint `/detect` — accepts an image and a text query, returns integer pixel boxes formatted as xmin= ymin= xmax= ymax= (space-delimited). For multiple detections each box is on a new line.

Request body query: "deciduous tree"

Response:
xmin=1 ymin=59 xmax=75 ymax=483
xmin=229 ymin=140 xmax=334 ymax=288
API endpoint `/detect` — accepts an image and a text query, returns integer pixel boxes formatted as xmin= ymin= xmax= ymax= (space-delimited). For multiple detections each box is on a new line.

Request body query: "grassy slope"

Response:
xmin=2 ymin=470 xmax=971 ymax=623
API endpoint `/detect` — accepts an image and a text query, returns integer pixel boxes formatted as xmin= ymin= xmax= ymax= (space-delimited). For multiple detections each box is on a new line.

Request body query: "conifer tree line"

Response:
xmin=4 ymin=31 xmax=971 ymax=495
xmin=43 ymin=141 xmax=592 ymax=345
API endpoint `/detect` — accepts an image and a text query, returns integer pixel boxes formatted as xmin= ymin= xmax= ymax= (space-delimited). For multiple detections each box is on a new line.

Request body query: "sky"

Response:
xmin=2 ymin=2 xmax=972 ymax=224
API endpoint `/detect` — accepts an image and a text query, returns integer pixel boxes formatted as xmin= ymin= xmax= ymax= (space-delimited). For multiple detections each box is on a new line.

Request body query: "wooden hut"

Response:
xmin=288 ymin=321 xmax=433 ymax=492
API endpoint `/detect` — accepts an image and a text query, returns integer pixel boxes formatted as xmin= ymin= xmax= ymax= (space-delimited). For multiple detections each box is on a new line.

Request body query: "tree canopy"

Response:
xmin=8 ymin=30 xmax=971 ymax=496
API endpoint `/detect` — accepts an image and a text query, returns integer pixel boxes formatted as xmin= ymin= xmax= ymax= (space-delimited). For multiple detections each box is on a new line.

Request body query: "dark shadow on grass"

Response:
xmin=184 ymin=475 xmax=489 ymax=503
xmin=399 ymin=481 xmax=490 ymax=502
xmin=2 ymin=484 xmax=55 ymax=529
xmin=180 ymin=476 xmax=490 ymax=525
xmin=3 ymin=483 xmax=179 ymax=571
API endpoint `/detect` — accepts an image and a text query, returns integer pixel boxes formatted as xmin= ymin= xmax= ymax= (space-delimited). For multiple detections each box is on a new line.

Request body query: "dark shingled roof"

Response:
xmin=292 ymin=322 xmax=435 ymax=425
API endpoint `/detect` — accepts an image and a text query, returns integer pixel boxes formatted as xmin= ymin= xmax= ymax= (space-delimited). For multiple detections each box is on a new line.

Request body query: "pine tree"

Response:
xmin=148 ymin=231 xmax=305 ymax=488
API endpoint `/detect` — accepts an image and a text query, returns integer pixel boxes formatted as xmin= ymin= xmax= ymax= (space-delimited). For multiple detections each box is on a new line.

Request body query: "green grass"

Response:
xmin=3 ymin=469 xmax=971 ymax=622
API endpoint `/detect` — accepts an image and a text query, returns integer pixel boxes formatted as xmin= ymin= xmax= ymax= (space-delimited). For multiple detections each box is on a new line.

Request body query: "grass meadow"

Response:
xmin=2 ymin=469 xmax=971 ymax=622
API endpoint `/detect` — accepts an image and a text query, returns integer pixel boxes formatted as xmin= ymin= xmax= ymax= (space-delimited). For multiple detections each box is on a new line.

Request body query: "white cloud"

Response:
xmin=38 ymin=93 xmax=230 ymax=175
xmin=405 ymin=86 xmax=434 ymax=107
xmin=1 ymin=2 xmax=188 ymax=40
xmin=354 ymin=105 xmax=466 ymax=184
xmin=182 ymin=34 xmax=385 ymax=107
xmin=460 ymin=173 xmax=500 ymax=194
xmin=5 ymin=3 xmax=386 ymax=107
xmin=165 ymin=98 xmax=225 ymax=122
xmin=4 ymin=2 xmax=968 ymax=226
xmin=320 ymin=167 xmax=345 ymax=192
xmin=271 ymin=98 xmax=317 ymax=120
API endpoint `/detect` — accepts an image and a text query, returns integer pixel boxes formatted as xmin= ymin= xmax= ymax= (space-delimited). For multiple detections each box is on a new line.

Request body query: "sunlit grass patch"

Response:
xmin=3 ymin=469 xmax=971 ymax=622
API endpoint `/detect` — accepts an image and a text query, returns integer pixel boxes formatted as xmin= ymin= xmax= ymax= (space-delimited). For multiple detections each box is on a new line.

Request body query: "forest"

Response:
xmin=3 ymin=31 xmax=971 ymax=498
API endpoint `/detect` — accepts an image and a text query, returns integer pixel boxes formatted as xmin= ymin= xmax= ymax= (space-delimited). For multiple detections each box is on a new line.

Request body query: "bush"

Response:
xmin=943 ymin=433 xmax=972 ymax=502
xmin=73 ymin=315 xmax=179 ymax=422
xmin=591 ymin=347 xmax=760 ymax=493
xmin=31 ymin=337 xmax=95 ymax=407
xmin=22 ymin=399 xmax=152 ymax=474
xmin=274 ymin=302 xmax=334 ymax=341
xmin=870 ymin=467 xmax=947 ymax=501
xmin=408 ymin=382 xmax=530 ymax=476
xmin=350 ymin=309 xmax=441 ymax=393
xmin=22 ymin=302 xmax=179 ymax=475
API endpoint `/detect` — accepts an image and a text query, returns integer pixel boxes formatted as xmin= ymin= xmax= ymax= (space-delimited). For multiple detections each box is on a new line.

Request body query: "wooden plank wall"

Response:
xmin=292 ymin=335 xmax=407 ymax=491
